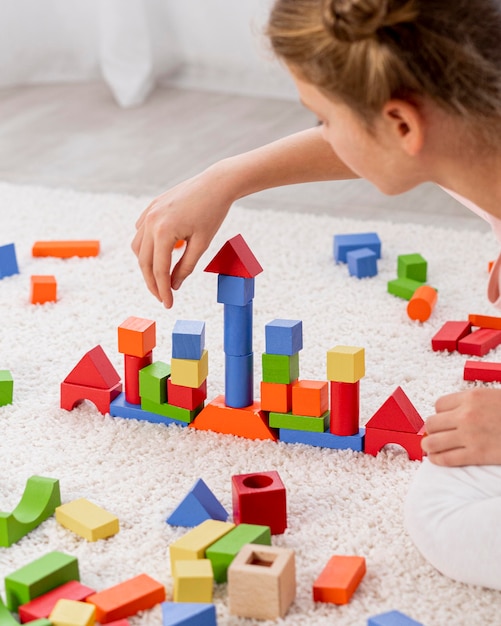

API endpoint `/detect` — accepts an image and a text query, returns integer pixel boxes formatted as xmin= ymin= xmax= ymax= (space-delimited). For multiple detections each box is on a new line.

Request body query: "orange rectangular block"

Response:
xmin=291 ymin=380 xmax=328 ymax=417
xmin=85 ymin=573 xmax=165 ymax=623
xmin=313 ymin=555 xmax=366 ymax=605
xmin=118 ymin=317 xmax=156 ymax=357
xmin=260 ymin=381 xmax=293 ymax=413
xmin=32 ymin=240 xmax=100 ymax=258
xmin=30 ymin=275 xmax=57 ymax=304
xmin=468 ymin=313 xmax=501 ymax=331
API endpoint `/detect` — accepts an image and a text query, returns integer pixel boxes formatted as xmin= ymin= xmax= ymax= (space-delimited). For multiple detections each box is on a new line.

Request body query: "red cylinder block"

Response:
xmin=124 ymin=351 xmax=153 ymax=404
xmin=329 ymin=380 xmax=359 ymax=436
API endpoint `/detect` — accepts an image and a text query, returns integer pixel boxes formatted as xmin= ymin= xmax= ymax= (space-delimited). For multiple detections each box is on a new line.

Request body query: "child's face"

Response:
xmin=292 ymin=74 xmax=424 ymax=196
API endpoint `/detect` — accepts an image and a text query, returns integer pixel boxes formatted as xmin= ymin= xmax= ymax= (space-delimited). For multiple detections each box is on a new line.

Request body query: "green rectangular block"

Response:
xmin=139 ymin=361 xmax=171 ymax=404
xmin=5 ymin=551 xmax=79 ymax=611
xmin=0 ymin=370 xmax=13 ymax=406
xmin=141 ymin=398 xmax=203 ymax=423
xmin=262 ymin=353 xmax=299 ymax=384
xmin=397 ymin=253 xmax=427 ymax=282
xmin=206 ymin=523 xmax=271 ymax=583
xmin=387 ymin=277 xmax=425 ymax=301
xmin=268 ymin=410 xmax=330 ymax=433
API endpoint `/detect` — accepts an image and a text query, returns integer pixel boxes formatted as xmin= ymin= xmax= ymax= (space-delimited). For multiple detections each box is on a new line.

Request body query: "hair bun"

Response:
xmin=324 ymin=0 xmax=416 ymax=43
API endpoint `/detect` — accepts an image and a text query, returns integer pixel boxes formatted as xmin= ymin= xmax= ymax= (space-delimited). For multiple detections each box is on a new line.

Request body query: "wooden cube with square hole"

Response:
xmin=228 ymin=544 xmax=296 ymax=620
xmin=232 ymin=471 xmax=287 ymax=535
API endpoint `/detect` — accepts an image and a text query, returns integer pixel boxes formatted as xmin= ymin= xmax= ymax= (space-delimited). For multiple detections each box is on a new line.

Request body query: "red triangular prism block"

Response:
xmin=204 ymin=234 xmax=263 ymax=278
xmin=63 ymin=345 xmax=121 ymax=389
xmin=366 ymin=386 xmax=424 ymax=433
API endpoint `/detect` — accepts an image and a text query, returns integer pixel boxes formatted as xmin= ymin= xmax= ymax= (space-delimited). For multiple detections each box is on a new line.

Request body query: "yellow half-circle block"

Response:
xmin=170 ymin=349 xmax=209 ymax=388
xmin=55 ymin=499 xmax=119 ymax=542
xmin=326 ymin=346 xmax=365 ymax=383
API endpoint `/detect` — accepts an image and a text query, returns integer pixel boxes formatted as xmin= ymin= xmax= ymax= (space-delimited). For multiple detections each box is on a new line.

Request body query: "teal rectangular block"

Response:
xmin=5 ymin=551 xmax=79 ymax=611
xmin=139 ymin=361 xmax=170 ymax=404
xmin=206 ymin=523 xmax=271 ymax=583
xmin=0 ymin=370 xmax=13 ymax=406
xmin=269 ymin=410 xmax=329 ymax=433
xmin=262 ymin=352 xmax=299 ymax=384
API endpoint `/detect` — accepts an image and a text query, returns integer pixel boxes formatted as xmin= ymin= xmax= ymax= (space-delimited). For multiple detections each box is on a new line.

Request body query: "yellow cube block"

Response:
xmin=173 ymin=559 xmax=214 ymax=602
xmin=49 ymin=599 xmax=95 ymax=626
xmin=169 ymin=519 xmax=235 ymax=572
xmin=326 ymin=346 xmax=365 ymax=383
xmin=170 ymin=349 xmax=209 ymax=388
xmin=55 ymin=498 xmax=119 ymax=541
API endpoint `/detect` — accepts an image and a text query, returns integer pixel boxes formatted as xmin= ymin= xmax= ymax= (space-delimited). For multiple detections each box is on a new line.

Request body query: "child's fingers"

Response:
xmin=171 ymin=237 xmax=208 ymax=292
xmin=434 ymin=390 xmax=467 ymax=412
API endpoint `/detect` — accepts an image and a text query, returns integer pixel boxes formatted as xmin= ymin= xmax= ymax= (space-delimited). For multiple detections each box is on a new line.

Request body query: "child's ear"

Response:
xmin=382 ymin=99 xmax=424 ymax=156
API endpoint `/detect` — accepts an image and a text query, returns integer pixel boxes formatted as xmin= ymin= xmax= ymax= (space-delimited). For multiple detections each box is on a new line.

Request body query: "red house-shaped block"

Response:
xmin=364 ymin=386 xmax=425 ymax=461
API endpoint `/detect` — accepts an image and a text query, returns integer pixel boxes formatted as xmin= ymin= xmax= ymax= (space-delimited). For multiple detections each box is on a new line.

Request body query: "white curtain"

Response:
xmin=0 ymin=0 xmax=179 ymax=108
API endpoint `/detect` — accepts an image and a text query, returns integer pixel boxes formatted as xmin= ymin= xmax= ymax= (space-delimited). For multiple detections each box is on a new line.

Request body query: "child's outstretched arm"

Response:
xmin=132 ymin=126 xmax=357 ymax=308
xmin=422 ymin=388 xmax=501 ymax=466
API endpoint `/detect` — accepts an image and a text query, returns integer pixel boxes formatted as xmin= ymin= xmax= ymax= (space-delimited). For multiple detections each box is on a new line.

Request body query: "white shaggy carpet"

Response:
xmin=1 ymin=181 xmax=500 ymax=626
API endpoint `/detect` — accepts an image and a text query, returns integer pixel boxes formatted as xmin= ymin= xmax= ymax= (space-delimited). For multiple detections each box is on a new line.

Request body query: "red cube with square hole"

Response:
xmin=231 ymin=470 xmax=287 ymax=535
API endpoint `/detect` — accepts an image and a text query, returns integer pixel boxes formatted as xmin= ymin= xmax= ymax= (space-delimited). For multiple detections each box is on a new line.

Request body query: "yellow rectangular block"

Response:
xmin=170 ymin=349 xmax=209 ymax=388
xmin=326 ymin=346 xmax=365 ymax=383
xmin=55 ymin=498 xmax=119 ymax=541
xmin=173 ymin=559 xmax=214 ymax=603
xmin=50 ymin=598 xmax=95 ymax=626
xmin=169 ymin=520 xmax=235 ymax=572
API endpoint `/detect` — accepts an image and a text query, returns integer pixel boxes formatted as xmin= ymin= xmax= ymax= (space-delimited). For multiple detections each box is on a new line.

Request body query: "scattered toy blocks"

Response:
xmin=397 ymin=253 xmax=427 ymax=282
xmin=161 ymin=602 xmax=216 ymax=626
xmin=457 ymin=327 xmax=501 ymax=356
xmin=55 ymin=498 xmax=119 ymax=542
xmin=464 ymin=360 xmax=501 ymax=383
xmin=431 ymin=321 xmax=472 ymax=352
xmin=30 ymin=275 xmax=57 ymax=304
xmin=206 ymin=523 xmax=271 ymax=583
xmin=232 ymin=470 xmax=287 ymax=535
xmin=32 ymin=241 xmax=100 ymax=258
xmin=0 ymin=243 xmax=19 ymax=278
xmin=166 ymin=478 xmax=228 ymax=527
xmin=49 ymin=598 xmax=95 ymax=626
xmin=85 ymin=574 xmax=165 ymax=623
xmin=347 ymin=247 xmax=378 ymax=278
xmin=1 ymin=595 xmax=50 ymax=626
xmin=19 ymin=581 xmax=96 ymax=623
xmin=368 ymin=610 xmax=423 ymax=625
xmin=0 ymin=369 xmax=14 ymax=406
xmin=0 ymin=476 xmax=61 ymax=547
xmin=407 ymin=285 xmax=437 ymax=322
xmin=169 ymin=520 xmax=235 ymax=572
xmin=5 ymin=551 xmax=80 ymax=612
xmin=173 ymin=559 xmax=213 ymax=603
xmin=313 ymin=555 xmax=366 ymax=605
xmin=468 ymin=313 xmax=501 ymax=330
xmin=118 ymin=317 xmax=156 ymax=358
xmin=387 ymin=277 xmax=423 ymax=300
xmin=228 ymin=544 xmax=296 ymax=620
xmin=333 ymin=232 xmax=381 ymax=264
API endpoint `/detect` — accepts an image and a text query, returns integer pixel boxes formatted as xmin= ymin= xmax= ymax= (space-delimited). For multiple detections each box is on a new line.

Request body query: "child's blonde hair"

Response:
xmin=267 ymin=0 xmax=501 ymax=135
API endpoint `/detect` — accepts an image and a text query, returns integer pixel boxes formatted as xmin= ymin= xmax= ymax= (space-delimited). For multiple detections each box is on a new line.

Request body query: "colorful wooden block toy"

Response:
xmin=19 ymin=580 xmax=96 ymax=623
xmin=397 ymin=253 xmax=427 ymax=282
xmin=431 ymin=320 xmax=472 ymax=351
xmin=32 ymin=241 xmax=99 ymax=258
xmin=55 ymin=498 xmax=119 ymax=541
xmin=117 ymin=317 xmax=156 ymax=358
xmin=368 ymin=610 xmax=423 ymax=625
xmin=49 ymin=598 xmax=95 ymax=626
xmin=232 ymin=470 xmax=287 ymax=535
xmin=407 ymin=285 xmax=437 ymax=322
xmin=172 ymin=320 xmax=205 ymax=360
xmin=347 ymin=247 xmax=378 ymax=278
xmin=313 ymin=555 xmax=366 ymax=605
xmin=172 ymin=559 xmax=213 ymax=603
xmin=161 ymin=602 xmax=216 ymax=626
xmin=0 ymin=369 xmax=14 ymax=406
xmin=464 ymin=360 xmax=501 ymax=383
xmin=0 ymin=243 xmax=19 ymax=278
xmin=333 ymin=232 xmax=381 ymax=263
xmin=169 ymin=519 xmax=235 ymax=573
xmin=265 ymin=319 xmax=303 ymax=355
xmin=166 ymin=478 xmax=228 ymax=527
xmin=30 ymin=275 xmax=57 ymax=304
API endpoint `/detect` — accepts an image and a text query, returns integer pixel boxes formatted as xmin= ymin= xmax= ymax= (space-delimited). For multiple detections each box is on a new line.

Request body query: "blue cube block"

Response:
xmin=0 ymin=243 xmax=19 ymax=278
xmin=225 ymin=353 xmax=253 ymax=408
xmin=172 ymin=320 xmax=205 ymax=360
xmin=224 ymin=302 xmax=253 ymax=356
xmin=347 ymin=247 xmax=378 ymax=278
xmin=265 ymin=319 xmax=303 ymax=356
xmin=217 ymin=274 xmax=255 ymax=305
xmin=162 ymin=601 xmax=217 ymax=625
xmin=333 ymin=232 xmax=381 ymax=263
xmin=368 ymin=610 xmax=423 ymax=626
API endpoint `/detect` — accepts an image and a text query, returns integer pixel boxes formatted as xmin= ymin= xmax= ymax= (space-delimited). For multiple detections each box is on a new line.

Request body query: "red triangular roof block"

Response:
xmin=366 ymin=386 xmax=424 ymax=433
xmin=63 ymin=345 xmax=121 ymax=389
xmin=204 ymin=234 xmax=263 ymax=278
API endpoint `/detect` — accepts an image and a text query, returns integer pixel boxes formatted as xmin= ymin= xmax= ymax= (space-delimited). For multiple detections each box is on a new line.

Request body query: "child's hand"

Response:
xmin=422 ymin=388 xmax=501 ymax=466
xmin=131 ymin=168 xmax=234 ymax=308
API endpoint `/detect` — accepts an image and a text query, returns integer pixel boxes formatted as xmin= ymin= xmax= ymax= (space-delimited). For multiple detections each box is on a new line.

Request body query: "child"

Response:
xmin=132 ymin=0 xmax=501 ymax=589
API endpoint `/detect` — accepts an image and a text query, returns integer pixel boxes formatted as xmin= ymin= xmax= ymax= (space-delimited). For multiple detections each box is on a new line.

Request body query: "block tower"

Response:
xmin=191 ymin=235 xmax=277 ymax=441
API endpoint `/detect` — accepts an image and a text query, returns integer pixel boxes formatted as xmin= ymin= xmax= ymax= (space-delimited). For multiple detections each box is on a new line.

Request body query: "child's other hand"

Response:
xmin=422 ymin=388 xmax=501 ymax=466
xmin=131 ymin=168 xmax=233 ymax=308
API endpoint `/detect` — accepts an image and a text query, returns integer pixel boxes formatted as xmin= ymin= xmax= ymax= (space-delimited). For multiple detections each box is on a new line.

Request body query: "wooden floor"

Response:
xmin=0 ymin=81 xmax=489 ymax=231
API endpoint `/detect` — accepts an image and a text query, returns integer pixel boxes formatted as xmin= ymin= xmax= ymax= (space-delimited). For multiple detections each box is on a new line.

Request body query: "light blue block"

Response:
xmin=162 ymin=602 xmax=217 ymax=626
xmin=166 ymin=478 xmax=228 ymax=527
xmin=224 ymin=302 xmax=253 ymax=356
xmin=225 ymin=353 xmax=253 ymax=408
xmin=265 ymin=319 xmax=303 ymax=355
xmin=279 ymin=427 xmax=365 ymax=451
xmin=333 ymin=232 xmax=381 ymax=263
xmin=0 ymin=243 xmax=19 ymax=278
xmin=217 ymin=274 xmax=255 ymax=305
xmin=368 ymin=610 xmax=423 ymax=626
xmin=347 ymin=247 xmax=378 ymax=278
xmin=172 ymin=320 xmax=205 ymax=360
